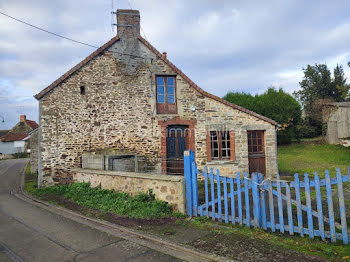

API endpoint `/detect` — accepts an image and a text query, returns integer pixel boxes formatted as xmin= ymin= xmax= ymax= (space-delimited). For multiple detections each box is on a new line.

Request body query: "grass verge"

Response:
xmin=24 ymin=166 xmax=174 ymax=219
xmin=278 ymin=142 xmax=350 ymax=178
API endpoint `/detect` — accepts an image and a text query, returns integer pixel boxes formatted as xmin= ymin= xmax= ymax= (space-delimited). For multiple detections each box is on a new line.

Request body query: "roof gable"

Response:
xmin=34 ymin=36 xmax=277 ymax=126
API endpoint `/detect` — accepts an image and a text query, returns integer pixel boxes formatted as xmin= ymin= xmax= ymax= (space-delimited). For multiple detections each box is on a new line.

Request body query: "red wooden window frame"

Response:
xmin=207 ymin=131 xmax=235 ymax=161
xmin=156 ymin=75 xmax=177 ymax=114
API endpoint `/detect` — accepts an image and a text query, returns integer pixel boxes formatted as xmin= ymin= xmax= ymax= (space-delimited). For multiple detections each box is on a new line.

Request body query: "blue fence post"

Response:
xmin=244 ymin=172 xmax=250 ymax=227
xmin=294 ymin=173 xmax=304 ymax=237
xmin=325 ymin=170 xmax=336 ymax=243
xmin=304 ymin=173 xmax=313 ymax=239
xmin=314 ymin=172 xmax=325 ymax=241
xmin=286 ymin=182 xmax=294 ymax=235
xmin=223 ymin=177 xmax=229 ymax=223
xmin=276 ymin=174 xmax=284 ymax=233
xmin=268 ymin=179 xmax=275 ymax=232
xmin=252 ymin=173 xmax=260 ymax=228
xmin=210 ymin=168 xmax=215 ymax=220
xmin=184 ymin=150 xmax=194 ymax=216
xmin=204 ymin=167 xmax=209 ymax=217
xmin=217 ymin=169 xmax=222 ymax=221
xmin=191 ymin=161 xmax=198 ymax=216
xmin=336 ymin=168 xmax=348 ymax=244
xmin=230 ymin=177 xmax=235 ymax=224
xmin=259 ymin=174 xmax=267 ymax=230
xmin=237 ymin=172 xmax=243 ymax=225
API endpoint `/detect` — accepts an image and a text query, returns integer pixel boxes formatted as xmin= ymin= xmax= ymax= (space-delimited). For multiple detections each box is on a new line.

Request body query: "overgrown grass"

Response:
xmin=278 ymin=143 xmax=350 ymax=178
xmin=24 ymin=166 xmax=174 ymax=219
xmin=179 ymin=217 xmax=350 ymax=261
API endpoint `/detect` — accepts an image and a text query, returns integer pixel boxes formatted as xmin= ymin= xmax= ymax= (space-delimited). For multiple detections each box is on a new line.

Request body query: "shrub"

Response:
xmin=223 ymin=87 xmax=302 ymax=144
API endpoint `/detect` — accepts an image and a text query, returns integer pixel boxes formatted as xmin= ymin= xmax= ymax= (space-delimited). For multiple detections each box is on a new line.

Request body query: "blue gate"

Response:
xmin=184 ymin=150 xmax=349 ymax=244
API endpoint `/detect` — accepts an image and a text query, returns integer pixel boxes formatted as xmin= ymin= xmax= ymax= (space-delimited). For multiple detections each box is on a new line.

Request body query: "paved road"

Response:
xmin=0 ymin=159 xmax=181 ymax=262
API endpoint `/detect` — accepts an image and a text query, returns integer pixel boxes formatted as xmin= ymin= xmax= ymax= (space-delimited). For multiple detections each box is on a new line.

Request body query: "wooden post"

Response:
xmin=294 ymin=173 xmax=303 ymax=236
xmin=191 ymin=161 xmax=198 ymax=216
xmin=204 ymin=167 xmax=209 ymax=217
xmin=184 ymin=150 xmax=194 ymax=216
xmin=314 ymin=172 xmax=325 ymax=240
xmin=336 ymin=168 xmax=348 ymax=244
xmin=325 ymin=170 xmax=336 ymax=242
xmin=304 ymin=173 xmax=314 ymax=239
xmin=230 ymin=177 xmax=235 ymax=224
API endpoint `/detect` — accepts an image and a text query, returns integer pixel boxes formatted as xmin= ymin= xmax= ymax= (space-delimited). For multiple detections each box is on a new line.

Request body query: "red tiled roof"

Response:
xmin=26 ymin=120 xmax=39 ymax=130
xmin=0 ymin=133 xmax=28 ymax=142
xmin=34 ymin=35 xmax=277 ymax=126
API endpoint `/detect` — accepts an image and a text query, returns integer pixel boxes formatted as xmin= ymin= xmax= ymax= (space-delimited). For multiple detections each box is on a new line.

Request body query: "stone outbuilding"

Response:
xmin=35 ymin=9 xmax=279 ymax=188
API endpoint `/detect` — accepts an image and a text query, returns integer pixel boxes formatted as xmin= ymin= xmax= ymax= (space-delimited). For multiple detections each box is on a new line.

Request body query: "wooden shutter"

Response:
xmin=206 ymin=131 xmax=212 ymax=161
xmin=230 ymin=131 xmax=236 ymax=161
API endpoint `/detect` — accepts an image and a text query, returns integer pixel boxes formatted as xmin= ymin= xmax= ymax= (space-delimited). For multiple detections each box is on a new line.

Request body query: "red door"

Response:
xmin=247 ymin=131 xmax=266 ymax=175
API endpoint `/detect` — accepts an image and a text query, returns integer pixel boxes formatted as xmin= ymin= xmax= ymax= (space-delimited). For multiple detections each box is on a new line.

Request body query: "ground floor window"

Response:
xmin=207 ymin=130 xmax=235 ymax=161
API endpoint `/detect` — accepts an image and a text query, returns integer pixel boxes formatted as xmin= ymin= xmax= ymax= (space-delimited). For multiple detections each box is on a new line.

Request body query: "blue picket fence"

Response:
xmin=184 ymin=150 xmax=349 ymax=244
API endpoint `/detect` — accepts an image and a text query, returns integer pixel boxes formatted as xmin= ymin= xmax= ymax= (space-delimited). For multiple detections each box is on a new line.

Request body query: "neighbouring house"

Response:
xmin=0 ymin=115 xmax=38 ymax=154
xmin=29 ymin=128 xmax=39 ymax=173
xmin=35 ymin=9 xmax=278 ymax=192
xmin=323 ymin=102 xmax=350 ymax=146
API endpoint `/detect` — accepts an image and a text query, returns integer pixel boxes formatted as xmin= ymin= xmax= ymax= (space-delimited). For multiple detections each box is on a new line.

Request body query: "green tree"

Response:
xmin=294 ymin=63 xmax=350 ymax=136
xmin=223 ymin=87 xmax=302 ymax=144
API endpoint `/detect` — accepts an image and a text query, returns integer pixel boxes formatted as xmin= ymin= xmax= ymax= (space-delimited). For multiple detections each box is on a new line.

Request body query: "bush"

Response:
xmin=12 ymin=152 xmax=29 ymax=158
xmin=295 ymin=118 xmax=321 ymax=140
xmin=223 ymin=87 xmax=302 ymax=145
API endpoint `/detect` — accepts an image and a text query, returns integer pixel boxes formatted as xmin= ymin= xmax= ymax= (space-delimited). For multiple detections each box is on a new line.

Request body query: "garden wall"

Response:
xmin=71 ymin=168 xmax=185 ymax=213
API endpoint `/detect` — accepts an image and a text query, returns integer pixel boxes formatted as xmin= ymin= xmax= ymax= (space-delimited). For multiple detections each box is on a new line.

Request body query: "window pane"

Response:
xmin=157 ymin=86 xmax=165 ymax=103
xmin=168 ymin=86 xmax=175 ymax=96
xmin=157 ymin=94 xmax=165 ymax=103
xmin=167 ymin=77 xmax=175 ymax=86
xmin=157 ymin=76 xmax=164 ymax=86
xmin=168 ymin=95 xmax=175 ymax=104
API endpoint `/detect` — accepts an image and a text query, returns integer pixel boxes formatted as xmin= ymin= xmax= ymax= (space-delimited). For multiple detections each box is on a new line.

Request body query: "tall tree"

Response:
xmin=294 ymin=63 xmax=350 ymax=112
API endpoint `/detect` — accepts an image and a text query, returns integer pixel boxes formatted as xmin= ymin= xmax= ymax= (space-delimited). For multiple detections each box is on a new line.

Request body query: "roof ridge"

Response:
xmin=137 ymin=36 xmax=278 ymax=126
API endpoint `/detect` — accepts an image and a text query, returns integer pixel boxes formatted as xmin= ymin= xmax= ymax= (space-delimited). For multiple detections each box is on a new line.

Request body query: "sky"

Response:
xmin=1 ymin=0 xmax=350 ymax=129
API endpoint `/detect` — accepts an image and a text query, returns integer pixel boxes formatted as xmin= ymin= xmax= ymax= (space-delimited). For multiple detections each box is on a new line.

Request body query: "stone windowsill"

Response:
xmin=206 ymin=160 xmax=239 ymax=166
xmin=71 ymin=168 xmax=184 ymax=183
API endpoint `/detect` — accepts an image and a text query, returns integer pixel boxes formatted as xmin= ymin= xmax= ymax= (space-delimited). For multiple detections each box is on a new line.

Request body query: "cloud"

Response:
xmin=0 ymin=0 xmax=350 ymax=129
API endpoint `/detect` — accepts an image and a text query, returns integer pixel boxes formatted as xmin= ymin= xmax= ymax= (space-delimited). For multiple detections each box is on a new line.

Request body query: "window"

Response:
xmin=80 ymin=86 xmax=85 ymax=95
xmin=156 ymin=76 xmax=177 ymax=114
xmin=208 ymin=131 xmax=235 ymax=161
xmin=247 ymin=131 xmax=264 ymax=154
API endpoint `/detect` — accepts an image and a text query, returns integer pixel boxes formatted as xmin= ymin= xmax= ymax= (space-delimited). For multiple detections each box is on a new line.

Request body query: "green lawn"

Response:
xmin=278 ymin=142 xmax=350 ymax=178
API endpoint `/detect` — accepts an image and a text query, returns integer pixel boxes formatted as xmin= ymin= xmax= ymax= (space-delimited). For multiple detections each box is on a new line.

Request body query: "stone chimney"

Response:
xmin=20 ymin=115 xmax=26 ymax=122
xmin=116 ymin=9 xmax=140 ymax=39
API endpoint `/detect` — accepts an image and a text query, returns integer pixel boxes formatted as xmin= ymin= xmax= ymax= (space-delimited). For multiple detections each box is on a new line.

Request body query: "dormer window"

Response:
xmin=80 ymin=86 xmax=85 ymax=95
xmin=156 ymin=76 xmax=177 ymax=114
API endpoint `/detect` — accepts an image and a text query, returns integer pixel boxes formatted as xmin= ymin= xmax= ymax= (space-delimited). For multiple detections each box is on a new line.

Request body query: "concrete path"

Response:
xmin=0 ymin=159 xmax=183 ymax=262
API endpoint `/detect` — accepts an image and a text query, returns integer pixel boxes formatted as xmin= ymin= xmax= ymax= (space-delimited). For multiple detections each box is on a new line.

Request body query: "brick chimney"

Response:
xmin=20 ymin=115 xmax=26 ymax=122
xmin=116 ymin=9 xmax=140 ymax=39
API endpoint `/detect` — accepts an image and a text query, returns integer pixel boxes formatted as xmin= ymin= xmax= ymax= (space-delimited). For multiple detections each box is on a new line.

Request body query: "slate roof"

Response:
xmin=34 ymin=36 xmax=278 ymax=126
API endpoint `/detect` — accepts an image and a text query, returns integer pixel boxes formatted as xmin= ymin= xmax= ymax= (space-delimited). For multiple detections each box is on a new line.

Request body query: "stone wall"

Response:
xmin=72 ymin=168 xmax=185 ymax=213
xmin=30 ymin=129 xmax=39 ymax=173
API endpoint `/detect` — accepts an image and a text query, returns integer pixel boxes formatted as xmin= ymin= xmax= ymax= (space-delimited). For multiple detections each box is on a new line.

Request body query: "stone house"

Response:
xmin=35 ymin=9 xmax=278 ymax=188
xmin=0 ymin=115 xmax=38 ymax=154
